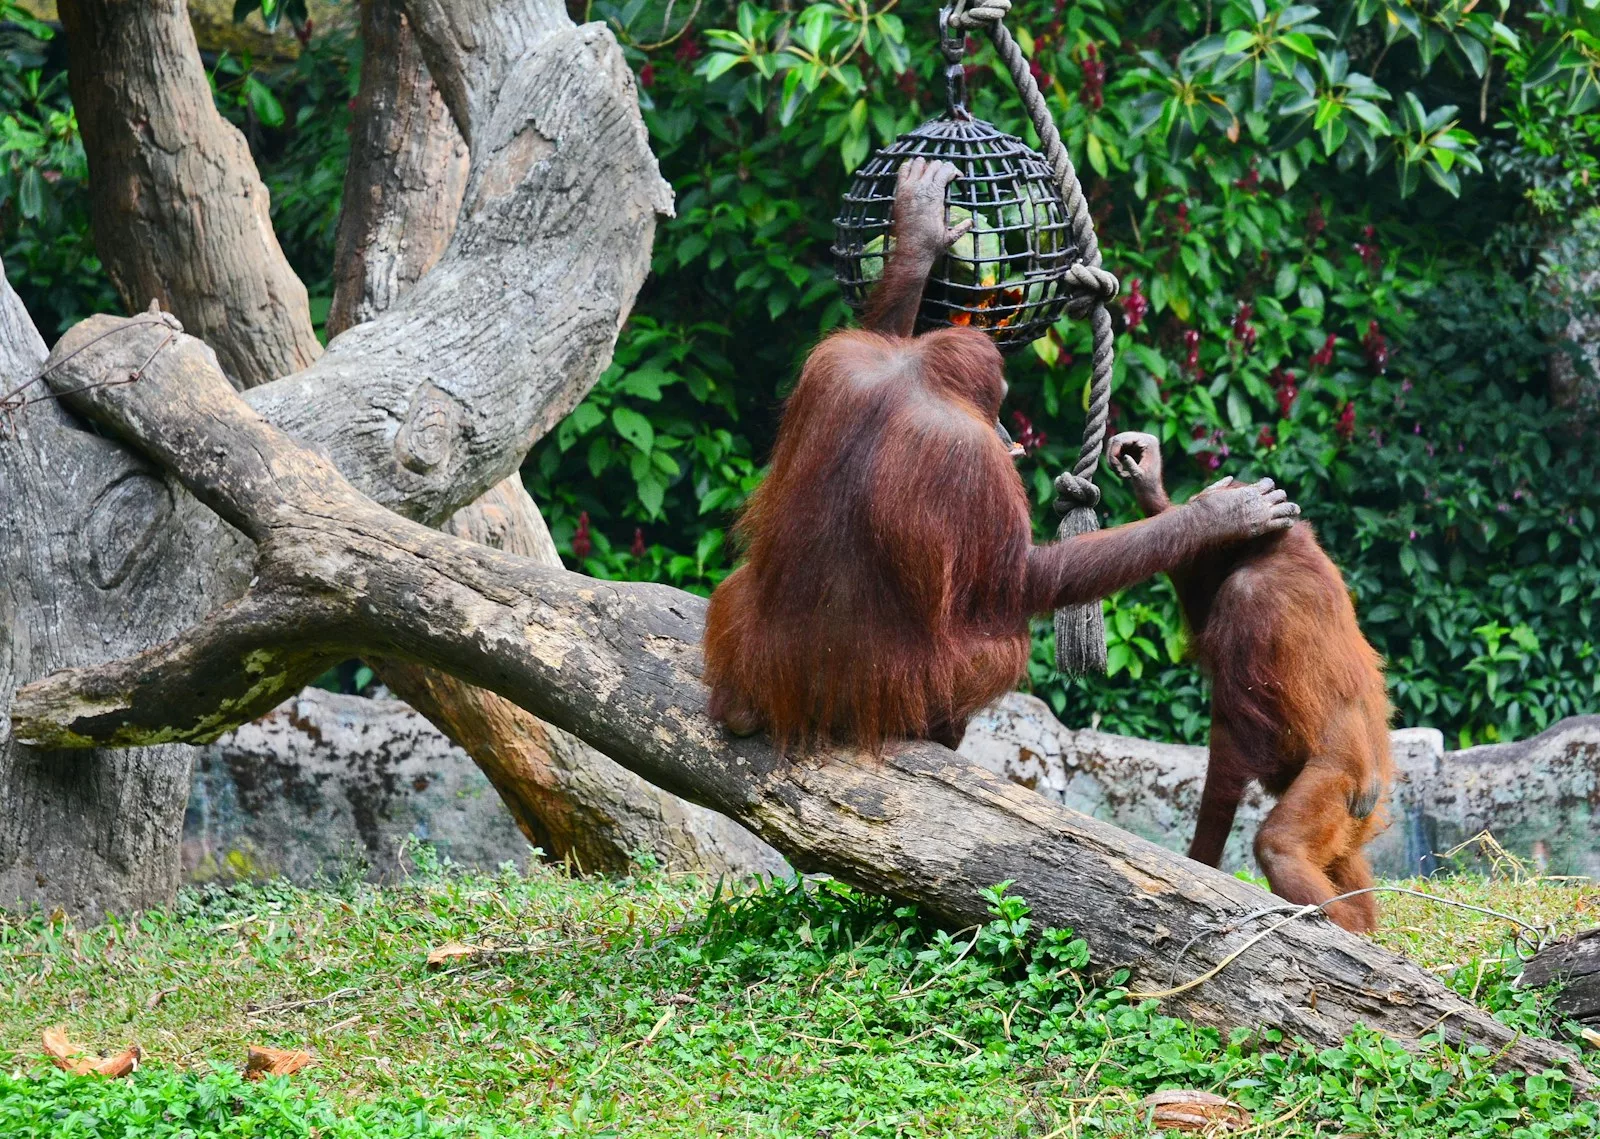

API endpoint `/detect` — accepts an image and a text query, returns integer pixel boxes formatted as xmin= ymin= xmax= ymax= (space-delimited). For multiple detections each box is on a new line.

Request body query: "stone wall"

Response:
xmin=187 ymin=687 xmax=1598 ymax=887
xmin=183 ymin=689 xmax=533 ymax=884
xmin=958 ymin=693 xmax=1600 ymax=879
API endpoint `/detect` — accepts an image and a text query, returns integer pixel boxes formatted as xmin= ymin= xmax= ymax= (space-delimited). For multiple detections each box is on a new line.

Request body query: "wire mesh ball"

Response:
xmin=833 ymin=115 xmax=1083 ymax=353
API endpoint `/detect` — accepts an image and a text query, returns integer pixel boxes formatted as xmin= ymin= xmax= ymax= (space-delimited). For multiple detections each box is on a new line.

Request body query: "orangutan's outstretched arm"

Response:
xmin=1024 ymin=478 xmax=1298 ymax=611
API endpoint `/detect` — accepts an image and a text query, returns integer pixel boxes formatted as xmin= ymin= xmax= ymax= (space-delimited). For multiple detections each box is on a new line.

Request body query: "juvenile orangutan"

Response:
xmin=1108 ymin=430 xmax=1393 ymax=933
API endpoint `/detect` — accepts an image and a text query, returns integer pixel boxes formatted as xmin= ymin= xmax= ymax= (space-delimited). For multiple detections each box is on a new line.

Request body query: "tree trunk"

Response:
xmin=328 ymin=0 xmax=470 ymax=337
xmin=0 ymin=0 xmax=670 ymax=919
xmin=0 ymin=278 xmax=253 ymax=918
xmin=373 ymin=478 xmax=785 ymax=875
xmin=10 ymin=319 xmax=1586 ymax=1085
xmin=321 ymin=0 xmax=776 ymax=874
xmin=58 ymin=0 xmax=323 ymax=389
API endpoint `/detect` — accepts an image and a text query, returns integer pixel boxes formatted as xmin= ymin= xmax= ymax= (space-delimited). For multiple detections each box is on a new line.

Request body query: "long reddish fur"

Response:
xmin=1176 ymin=526 xmax=1391 ymax=782
xmin=703 ymin=327 xmax=1032 ymax=751
xmin=1157 ymin=514 xmax=1395 ymax=932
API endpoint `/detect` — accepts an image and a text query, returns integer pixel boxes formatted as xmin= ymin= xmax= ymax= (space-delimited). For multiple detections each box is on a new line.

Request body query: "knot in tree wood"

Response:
xmin=82 ymin=471 xmax=174 ymax=590
xmin=395 ymin=381 xmax=462 ymax=474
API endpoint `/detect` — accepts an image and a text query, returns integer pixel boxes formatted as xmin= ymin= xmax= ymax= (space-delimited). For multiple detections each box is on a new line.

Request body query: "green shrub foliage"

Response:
xmin=3 ymin=1 xmax=1596 ymax=744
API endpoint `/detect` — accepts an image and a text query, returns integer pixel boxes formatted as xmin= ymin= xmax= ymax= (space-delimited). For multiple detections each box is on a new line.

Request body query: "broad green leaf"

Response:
xmin=1226 ymin=387 xmax=1252 ymax=432
xmin=569 ymin=403 xmax=606 ymax=435
xmin=636 ymin=472 xmax=666 ymax=517
xmin=1086 ymin=132 xmax=1107 ymax=177
xmin=17 ymin=165 xmax=43 ymax=220
xmin=699 ymin=53 xmax=745 ymax=83
xmin=244 ymin=75 xmax=285 ymax=128
xmin=612 ymin=407 xmax=655 ymax=453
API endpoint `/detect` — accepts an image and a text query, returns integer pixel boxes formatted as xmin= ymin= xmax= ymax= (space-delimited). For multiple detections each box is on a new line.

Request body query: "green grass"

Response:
xmin=3 ymin=849 xmax=1599 ymax=1138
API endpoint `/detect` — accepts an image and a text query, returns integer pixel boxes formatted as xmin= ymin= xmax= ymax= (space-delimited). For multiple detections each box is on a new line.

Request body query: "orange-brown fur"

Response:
xmin=704 ymin=327 xmax=1033 ymax=751
xmin=1113 ymin=436 xmax=1393 ymax=933
xmin=703 ymin=158 xmax=1301 ymax=755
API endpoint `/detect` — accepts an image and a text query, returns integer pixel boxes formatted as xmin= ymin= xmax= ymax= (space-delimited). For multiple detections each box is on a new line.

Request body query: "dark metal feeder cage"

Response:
xmin=832 ymin=15 xmax=1085 ymax=353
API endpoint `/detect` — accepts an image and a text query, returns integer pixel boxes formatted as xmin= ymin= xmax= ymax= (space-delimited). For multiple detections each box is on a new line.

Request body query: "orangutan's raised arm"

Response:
xmin=862 ymin=158 xmax=972 ymax=338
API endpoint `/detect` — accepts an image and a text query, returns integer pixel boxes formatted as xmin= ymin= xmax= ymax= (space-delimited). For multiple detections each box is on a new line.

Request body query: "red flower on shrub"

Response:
xmin=1307 ymin=198 xmax=1326 ymax=239
xmin=1310 ymin=333 xmax=1336 ymax=369
xmin=674 ymin=36 xmax=701 ymax=64
xmin=1336 ymin=401 xmax=1357 ymax=441
xmin=639 ymin=63 xmax=655 ymax=88
xmin=1011 ymin=411 xmax=1047 ymax=454
xmin=1231 ymin=302 xmax=1257 ymax=354
xmin=573 ymin=512 xmax=592 ymax=560
xmin=1080 ymin=44 xmax=1105 ymax=110
xmin=1258 ymin=426 xmax=1276 ymax=448
xmin=1192 ymin=424 xmax=1228 ymax=471
xmin=1122 ymin=277 xmax=1148 ymax=331
xmin=1270 ymin=367 xmax=1298 ymax=419
xmin=1182 ymin=328 xmax=1202 ymax=377
xmin=631 ymin=527 xmax=647 ymax=558
xmin=1354 ymin=224 xmax=1381 ymax=273
xmin=1361 ymin=320 xmax=1389 ymax=374
xmin=1276 ymin=381 xmax=1298 ymax=418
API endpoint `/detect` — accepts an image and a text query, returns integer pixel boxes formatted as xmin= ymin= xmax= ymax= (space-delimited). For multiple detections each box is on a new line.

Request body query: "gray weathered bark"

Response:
xmin=0 ymin=0 xmax=670 ymax=919
xmin=373 ymin=477 xmax=785 ymax=875
xmin=328 ymin=0 xmax=471 ymax=337
xmin=58 ymin=0 xmax=323 ymax=388
xmin=320 ymin=0 xmax=774 ymax=874
xmin=8 ymin=315 xmax=1585 ymax=1084
xmin=1521 ymin=928 xmax=1600 ymax=1028
xmin=0 ymin=279 xmax=247 ymax=918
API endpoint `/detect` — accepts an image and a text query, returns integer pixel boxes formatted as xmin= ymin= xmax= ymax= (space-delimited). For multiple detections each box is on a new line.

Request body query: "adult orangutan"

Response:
xmin=702 ymin=158 xmax=1300 ymax=752
xmin=1107 ymin=430 xmax=1393 ymax=933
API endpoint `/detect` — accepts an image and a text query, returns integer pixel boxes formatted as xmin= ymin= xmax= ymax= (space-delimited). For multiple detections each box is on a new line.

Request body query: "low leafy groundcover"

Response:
xmin=2 ymin=856 xmax=1597 ymax=1137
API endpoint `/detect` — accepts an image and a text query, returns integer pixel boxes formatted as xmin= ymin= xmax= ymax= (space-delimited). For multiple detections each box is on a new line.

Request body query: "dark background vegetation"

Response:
xmin=4 ymin=0 xmax=1598 ymax=747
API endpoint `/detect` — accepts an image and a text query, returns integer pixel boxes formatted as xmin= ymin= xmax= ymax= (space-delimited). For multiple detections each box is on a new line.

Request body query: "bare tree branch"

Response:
xmin=248 ymin=3 xmax=672 ymax=528
xmin=7 ymin=314 xmax=1587 ymax=1085
xmin=1 ymin=0 xmax=669 ymax=918
xmin=329 ymin=0 xmax=471 ymax=337
xmin=317 ymin=0 xmax=771 ymax=874
xmin=58 ymin=0 xmax=322 ymax=388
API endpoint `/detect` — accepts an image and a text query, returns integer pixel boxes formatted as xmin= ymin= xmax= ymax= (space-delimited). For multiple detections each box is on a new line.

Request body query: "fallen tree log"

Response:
xmin=8 ymin=313 xmax=1586 ymax=1085
xmin=1521 ymin=930 xmax=1600 ymax=1029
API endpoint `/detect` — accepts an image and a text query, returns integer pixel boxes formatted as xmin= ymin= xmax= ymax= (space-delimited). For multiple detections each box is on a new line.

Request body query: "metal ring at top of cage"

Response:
xmin=939 ymin=7 xmax=971 ymax=121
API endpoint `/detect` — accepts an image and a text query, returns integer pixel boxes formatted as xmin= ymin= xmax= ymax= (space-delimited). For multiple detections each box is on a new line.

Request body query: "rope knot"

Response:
xmin=1053 ymin=470 xmax=1101 ymax=512
xmin=947 ymin=0 xmax=1012 ymax=30
xmin=1065 ymin=264 xmax=1119 ymax=318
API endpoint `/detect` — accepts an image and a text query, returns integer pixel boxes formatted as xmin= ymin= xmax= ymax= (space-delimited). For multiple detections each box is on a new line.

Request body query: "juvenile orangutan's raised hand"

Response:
xmin=1107 ymin=431 xmax=1176 ymax=515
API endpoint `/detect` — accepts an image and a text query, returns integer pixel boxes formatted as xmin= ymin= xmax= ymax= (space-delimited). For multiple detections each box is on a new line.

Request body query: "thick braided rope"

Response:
xmin=949 ymin=0 xmax=1116 ymax=508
